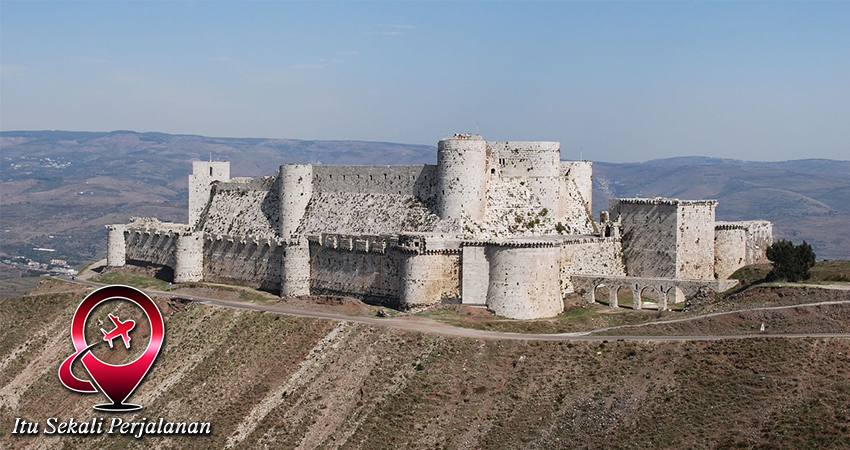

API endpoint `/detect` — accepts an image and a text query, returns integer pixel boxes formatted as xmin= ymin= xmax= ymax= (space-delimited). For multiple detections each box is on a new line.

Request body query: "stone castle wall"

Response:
xmin=313 ymin=165 xmax=437 ymax=200
xmin=106 ymin=225 xmax=127 ymax=267
xmin=714 ymin=225 xmax=747 ymax=279
xmin=298 ymin=193 xmax=440 ymax=236
xmin=309 ymin=243 xmax=401 ymax=304
xmin=438 ymin=136 xmax=488 ymax=224
xmin=559 ymin=237 xmax=626 ymax=293
xmin=203 ymin=235 xmax=283 ymax=291
xmin=188 ymin=161 xmax=230 ymax=227
xmin=611 ymin=199 xmax=679 ymax=278
xmin=308 ymin=234 xmax=460 ymax=308
xmin=743 ymin=221 xmax=773 ymax=265
xmin=558 ymin=162 xmax=595 ymax=233
xmin=200 ymin=177 xmax=280 ymax=239
xmin=714 ymin=220 xmax=773 ymax=279
xmin=278 ymin=164 xmax=314 ymax=241
xmin=112 ymin=134 xmax=770 ymax=320
xmin=124 ymin=230 xmax=178 ymax=268
xmin=399 ymin=252 xmax=461 ymax=307
xmin=485 ymin=245 xmax=562 ymax=320
xmin=612 ymin=198 xmax=717 ymax=280
xmin=174 ymin=232 xmax=205 ymax=282
xmin=676 ymin=201 xmax=716 ymax=280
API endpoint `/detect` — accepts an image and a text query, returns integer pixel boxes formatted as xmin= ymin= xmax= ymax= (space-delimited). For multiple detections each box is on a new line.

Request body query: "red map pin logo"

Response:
xmin=58 ymin=285 xmax=165 ymax=412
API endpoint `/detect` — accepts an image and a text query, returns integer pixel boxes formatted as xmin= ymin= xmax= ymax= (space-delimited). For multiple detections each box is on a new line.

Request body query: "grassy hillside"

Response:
xmin=3 ymin=280 xmax=850 ymax=449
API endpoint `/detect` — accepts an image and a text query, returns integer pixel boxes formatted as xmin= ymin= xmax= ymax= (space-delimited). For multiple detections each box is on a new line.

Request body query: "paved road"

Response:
xmin=57 ymin=275 xmax=850 ymax=342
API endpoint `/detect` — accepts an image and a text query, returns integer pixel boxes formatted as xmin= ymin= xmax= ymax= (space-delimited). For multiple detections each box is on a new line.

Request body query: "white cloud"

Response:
xmin=388 ymin=25 xmax=415 ymax=29
xmin=206 ymin=56 xmax=233 ymax=63
xmin=365 ymin=31 xmax=403 ymax=36
xmin=340 ymin=50 xmax=361 ymax=55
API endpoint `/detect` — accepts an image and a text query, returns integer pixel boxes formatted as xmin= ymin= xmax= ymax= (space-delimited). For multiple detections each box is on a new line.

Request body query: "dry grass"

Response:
xmin=3 ymin=285 xmax=850 ymax=449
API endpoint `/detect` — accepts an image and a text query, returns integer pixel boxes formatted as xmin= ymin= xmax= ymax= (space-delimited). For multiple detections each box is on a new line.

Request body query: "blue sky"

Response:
xmin=1 ymin=1 xmax=848 ymax=162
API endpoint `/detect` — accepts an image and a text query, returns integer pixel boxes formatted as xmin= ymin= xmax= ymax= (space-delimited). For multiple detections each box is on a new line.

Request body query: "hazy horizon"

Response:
xmin=5 ymin=128 xmax=848 ymax=165
xmin=2 ymin=1 xmax=848 ymax=163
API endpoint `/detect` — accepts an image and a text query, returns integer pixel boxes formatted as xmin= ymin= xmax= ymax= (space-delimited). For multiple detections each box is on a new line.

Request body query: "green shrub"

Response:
xmin=765 ymin=240 xmax=816 ymax=282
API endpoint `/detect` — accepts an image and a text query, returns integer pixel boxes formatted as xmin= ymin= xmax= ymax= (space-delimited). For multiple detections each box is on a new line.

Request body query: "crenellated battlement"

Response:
xmin=110 ymin=133 xmax=771 ymax=319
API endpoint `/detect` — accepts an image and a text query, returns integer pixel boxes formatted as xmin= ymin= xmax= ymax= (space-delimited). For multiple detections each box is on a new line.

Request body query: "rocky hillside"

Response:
xmin=3 ymin=281 xmax=850 ymax=449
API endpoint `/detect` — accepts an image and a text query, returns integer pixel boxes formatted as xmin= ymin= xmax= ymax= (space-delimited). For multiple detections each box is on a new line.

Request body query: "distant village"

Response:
xmin=1 ymin=254 xmax=78 ymax=278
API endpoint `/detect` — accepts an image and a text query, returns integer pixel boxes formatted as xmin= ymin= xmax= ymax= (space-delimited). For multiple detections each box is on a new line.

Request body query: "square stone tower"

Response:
xmin=610 ymin=198 xmax=717 ymax=280
xmin=188 ymin=161 xmax=230 ymax=228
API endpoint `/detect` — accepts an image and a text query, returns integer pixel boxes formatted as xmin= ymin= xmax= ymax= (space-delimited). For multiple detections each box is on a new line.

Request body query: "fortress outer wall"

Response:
xmin=485 ymin=245 xmax=562 ymax=319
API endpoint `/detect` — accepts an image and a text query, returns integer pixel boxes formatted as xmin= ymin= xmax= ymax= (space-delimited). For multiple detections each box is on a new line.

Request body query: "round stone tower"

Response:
xmin=278 ymin=164 xmax=313 ymax=297
xmin=106 ymin=224 xmax=127 ymax=267
xmin=278 ymin=164 xmax=314 ymax=240
xmin=281 ymin=239 xmax=310 ymax=297
xmin=174 ymin=231 xmax=204 ymax=283
xmin=485 ymin=244 xmax=562 ymax=319
xmin=437 ymin=134 xmax=487 ymax=223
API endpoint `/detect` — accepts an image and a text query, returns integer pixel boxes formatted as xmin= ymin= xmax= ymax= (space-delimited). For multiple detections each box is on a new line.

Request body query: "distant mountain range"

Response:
xmin=1 ymin=130 xmax=847 ymax=264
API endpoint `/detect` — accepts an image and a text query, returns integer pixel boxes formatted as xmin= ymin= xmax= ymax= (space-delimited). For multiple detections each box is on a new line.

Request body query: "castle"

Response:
xmin=106 ymin=134 xmax=773 ymax=319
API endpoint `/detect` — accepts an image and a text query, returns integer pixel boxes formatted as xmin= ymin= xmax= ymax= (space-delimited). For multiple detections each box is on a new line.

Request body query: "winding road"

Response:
xmin=58 ymin=273 xmax=850 ymax=342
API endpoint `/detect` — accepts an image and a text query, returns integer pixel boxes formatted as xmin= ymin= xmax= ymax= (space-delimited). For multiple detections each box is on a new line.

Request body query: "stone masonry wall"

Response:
xmin=461 ymin=246 xmax=488 ymax=305
xmin=559 ymin=237 xmax=626 ymax=294
xmin=124 ymin=230 xmax=178 ymax=269
xmin=489 ymin=141 xmax=561 ymax=178
xmin=203 ymin=236 xmax=283 ymax=291
xmin=310 ymin=244 xmax=402 ymax=305
xmin=106 ymin=225 xmax=127 ymax=267
xmin=714 ymin=220 xmax=773 ymax=279
xmin=399 ymin=253 xmax=460 ymax=307
xmin=438 ymin=136 xmax=488 ymax=225
xmin=313 ymin=165 xmax=437 ymax=202
xmin=199 ymin=177 xmax=279 ymax=240
xmin=485 ymin=245 xmax=562 ymax=319
xmin=298 ymin=193 xmax=440 ymax=236
xmin=744 ymin=221 xmax=773 ymax=265
xmin=611 ymin=199 xmax=679 ymax=278
xmin=188 ymin=161 xmax=230 ymax=228
xmin=559 ymin=161 xmax=595 ymax=234
xmin=676 ymin=202 xmax=716 ymax=280
xmin=714 ymin=226 xmax=747 ymax=279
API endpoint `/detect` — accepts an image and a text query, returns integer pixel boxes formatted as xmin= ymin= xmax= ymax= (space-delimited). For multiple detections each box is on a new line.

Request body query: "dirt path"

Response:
xmin=57 ymin=275 xmax=850 ymax=342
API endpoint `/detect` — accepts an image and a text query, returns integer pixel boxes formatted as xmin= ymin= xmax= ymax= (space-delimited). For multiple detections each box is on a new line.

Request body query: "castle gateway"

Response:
xmin=106 ymin=134 xmax=772 ymax=319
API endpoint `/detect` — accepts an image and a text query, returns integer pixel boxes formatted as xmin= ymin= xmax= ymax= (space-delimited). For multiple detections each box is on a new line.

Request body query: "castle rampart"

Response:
xmin=312 ymin=165 xmax=437 ymax=201
xmin=278 ymin=164 xmax=314 ymax=240
xmin=106 ymin=224 xmax=127 ymax=267
xmin=437 ymin=134 xmax=488 ymax=224
xmin=174 ymin=231 xmax=205 ymax=282
xmin=110 ymin=133 xmax=771 ymax=320
xmin=189 ymin=161 xmax=230 ymax=227
xmin=485 ymin=245 xmax=562 ymax=319
xmin=203 ymin=233 xmax=283 ymax=291
xmin=611 ymin=198 xmax=717 ymax=280
xmin=714 ymin=220 xmax=773 ymax=279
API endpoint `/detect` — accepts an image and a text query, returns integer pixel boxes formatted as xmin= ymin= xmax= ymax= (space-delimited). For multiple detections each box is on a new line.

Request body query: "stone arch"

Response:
xmin=639 ymin=285 xmax=663 ymax=310
xmin=616 ymin=286 xmax=633 ymax=309
xmin=669 ymin=286 xmax=686 ymax=307
xmin=594 ymin=284 xmax=612 ymax=307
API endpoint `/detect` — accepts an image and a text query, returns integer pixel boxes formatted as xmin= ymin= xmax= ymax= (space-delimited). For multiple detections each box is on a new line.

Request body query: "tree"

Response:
xmin=765 ymin=240 xmax=816 ymax=282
